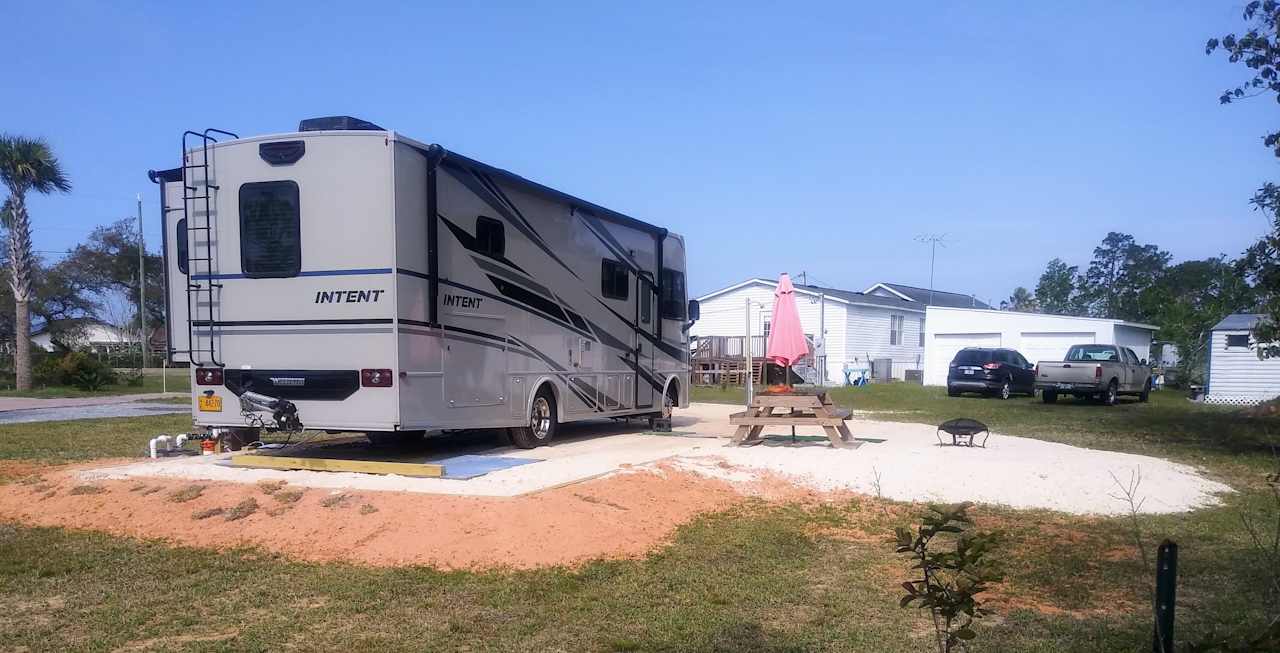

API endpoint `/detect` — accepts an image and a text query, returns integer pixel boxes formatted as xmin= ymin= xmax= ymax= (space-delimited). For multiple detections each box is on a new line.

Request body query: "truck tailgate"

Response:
xmin=1037 ymin=362 xmax=1100 ymax=385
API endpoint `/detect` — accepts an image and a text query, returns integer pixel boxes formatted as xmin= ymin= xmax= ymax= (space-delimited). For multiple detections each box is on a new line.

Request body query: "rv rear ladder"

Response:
xmin=178 ymin=128 xmax=237 ymax=366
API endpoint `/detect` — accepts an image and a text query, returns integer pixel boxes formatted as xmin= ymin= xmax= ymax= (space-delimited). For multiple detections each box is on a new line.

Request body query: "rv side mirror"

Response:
xmin=688 ymin=299 xmax=700 ymax=322
xmin=1141 ymin=359 xmax=1148 ymax=366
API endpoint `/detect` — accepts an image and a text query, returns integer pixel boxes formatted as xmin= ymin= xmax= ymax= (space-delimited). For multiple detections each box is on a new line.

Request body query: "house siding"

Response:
xmin=693 ymin=280 xmax=924 ymax=383
xmin=844 ymin=305 xmax=925 ymax=380
xmin=1205 ymin=330 xmax=1280 ymax=405
xmin=691 ymin=281 xmax=849 ymax=383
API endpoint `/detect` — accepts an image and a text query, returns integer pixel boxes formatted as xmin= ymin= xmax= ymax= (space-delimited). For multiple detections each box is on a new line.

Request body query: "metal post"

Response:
xmin=745 ymin=297 xmax=753 ymax=407
xmin=818 ymin=292 xmax=826 ymax=386
xmin=1153 ymin=540 xmax=1177 ymax=653
xmin=137 ymin=194 xmax=148 ymax=369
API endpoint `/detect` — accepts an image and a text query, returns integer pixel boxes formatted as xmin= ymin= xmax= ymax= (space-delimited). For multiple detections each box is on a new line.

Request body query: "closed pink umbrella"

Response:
xmin=766 ymin=273 xmax=810 ymax=388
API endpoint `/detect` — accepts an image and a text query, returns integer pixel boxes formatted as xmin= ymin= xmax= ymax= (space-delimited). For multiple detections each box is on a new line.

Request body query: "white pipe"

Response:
xmin=175 ymin=434 xmax=188 ymax=449
xmin=148 ymin=435 xmax=171 ymax=459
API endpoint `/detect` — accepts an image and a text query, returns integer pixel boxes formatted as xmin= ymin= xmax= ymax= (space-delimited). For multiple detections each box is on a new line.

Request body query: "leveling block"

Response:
xmin=230 ymin=454 xmax=445 ymax=478
xmin=227 ymin=453 xmax=541 ymax=480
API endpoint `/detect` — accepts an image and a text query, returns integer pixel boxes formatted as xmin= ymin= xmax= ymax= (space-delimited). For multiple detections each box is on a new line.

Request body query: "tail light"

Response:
xmin=1095 ymin=365 xmax=1103 ymax=379
xmin=195 ymin=367 xmax=223 ymax=385
xmin=982 ymin=363 xmax=1000 ymax=370
xmin=361 ymin=369 xmax=393 ymax=387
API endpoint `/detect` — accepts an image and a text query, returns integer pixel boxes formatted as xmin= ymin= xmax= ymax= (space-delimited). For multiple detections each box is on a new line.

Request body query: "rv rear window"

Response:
xmin=602 ymin=259 xmax=629 ymax=300
xmin=660 ymin=268 xmax=686 ymax=320
xmin=239 ymin=181 xmax=301 ymax=278
xmin=475 ymin=216 xmax=504 ymax=258
xmin=176 ymin=218 xmax=189 ymax=274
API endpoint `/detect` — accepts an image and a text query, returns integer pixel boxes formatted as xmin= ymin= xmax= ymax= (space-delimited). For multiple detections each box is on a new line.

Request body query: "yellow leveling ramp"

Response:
xmin=229 ymin=454 xmax=445 ymax=478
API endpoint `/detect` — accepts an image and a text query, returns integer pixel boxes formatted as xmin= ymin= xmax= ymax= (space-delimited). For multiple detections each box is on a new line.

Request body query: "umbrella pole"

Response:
xmin=788 ymin=362 xmax=796 ymax=443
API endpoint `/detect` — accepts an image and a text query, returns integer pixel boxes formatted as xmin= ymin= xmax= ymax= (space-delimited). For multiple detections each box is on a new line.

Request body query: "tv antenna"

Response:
xmin=914 ymin=234 xmax=950 ymax=306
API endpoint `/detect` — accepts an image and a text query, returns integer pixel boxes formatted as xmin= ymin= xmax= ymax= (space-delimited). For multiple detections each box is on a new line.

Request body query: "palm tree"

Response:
xmin=0 ymin=135 xmax=70 ymax=390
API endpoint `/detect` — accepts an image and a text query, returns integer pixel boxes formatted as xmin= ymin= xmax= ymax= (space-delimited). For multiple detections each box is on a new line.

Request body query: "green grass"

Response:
xmin=0 ymin=390 xmax=1275 ymax=650
xmin=0 ymin=368 xmax=190 ymax=398
xmin=0 ymin=413 xmax=192 ymax=468
xmin=0 ymin=502 xmax=1173 ymax=652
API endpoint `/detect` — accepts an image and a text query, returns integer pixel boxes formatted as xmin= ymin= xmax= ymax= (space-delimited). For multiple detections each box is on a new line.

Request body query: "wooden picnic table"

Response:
xmin=728 ymin=390 xmax=861 ymax=449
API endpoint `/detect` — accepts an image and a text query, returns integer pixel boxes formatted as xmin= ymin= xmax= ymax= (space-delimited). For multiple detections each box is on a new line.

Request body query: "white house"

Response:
xmin=31 ymin=319 xmax=135 ymax=353
xmin=691 ymin=278 xmax=989 ymax=383
xmin=922 ymin=307 xmax=1158 ymax=386
xmin=1205 ymin=314 xmax=1280 ymax=405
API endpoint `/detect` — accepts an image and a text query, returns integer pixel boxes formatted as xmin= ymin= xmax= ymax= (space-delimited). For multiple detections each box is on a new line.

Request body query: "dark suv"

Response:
xmin=947 ymin=348 xmax=1036 ymax=399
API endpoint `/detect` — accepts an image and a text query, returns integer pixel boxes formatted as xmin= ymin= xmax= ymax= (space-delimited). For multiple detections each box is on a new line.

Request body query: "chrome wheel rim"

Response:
xmin=1000 ymin=382 xmax=1010 ymax=399
xmin=1108 ymin=386 xmax=1117 ymax=404
xmin=531 ymin=397 xmax=552 ymax=439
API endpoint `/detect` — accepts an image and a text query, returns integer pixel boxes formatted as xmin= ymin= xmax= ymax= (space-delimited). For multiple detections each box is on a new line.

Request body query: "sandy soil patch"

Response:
xmin=0 ymin=463 xmax=809 ymax=569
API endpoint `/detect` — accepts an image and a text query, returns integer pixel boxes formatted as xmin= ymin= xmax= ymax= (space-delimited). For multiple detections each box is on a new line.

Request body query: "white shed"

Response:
xmin=1205 ymin=314 xmax=1280 ymax=405
xmin=922 ymin=307 xmax=1158 ymax=386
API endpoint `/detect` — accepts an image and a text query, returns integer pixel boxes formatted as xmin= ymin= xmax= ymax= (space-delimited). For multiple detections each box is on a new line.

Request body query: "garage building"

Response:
xmin=922 ymin=307 xmax=1158 ymax=386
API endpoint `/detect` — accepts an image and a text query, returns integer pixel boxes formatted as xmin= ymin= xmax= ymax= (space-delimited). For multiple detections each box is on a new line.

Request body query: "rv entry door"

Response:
xmin=635 ymin=275 xmax=657 ymax=409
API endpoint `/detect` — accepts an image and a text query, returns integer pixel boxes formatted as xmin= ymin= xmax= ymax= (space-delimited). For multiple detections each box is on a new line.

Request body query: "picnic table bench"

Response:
xmin=728 ymin=390 xmax=861 ymax=449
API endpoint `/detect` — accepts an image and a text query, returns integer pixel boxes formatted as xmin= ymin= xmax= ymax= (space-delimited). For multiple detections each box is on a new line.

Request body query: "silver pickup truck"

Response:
xmin=1035 ymin=344 xmax=1152 ymax=405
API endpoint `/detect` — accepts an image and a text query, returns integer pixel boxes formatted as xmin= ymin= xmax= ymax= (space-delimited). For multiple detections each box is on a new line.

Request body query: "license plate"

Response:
xmin=964 ymin=369 xmax=974 ymax=375
xmin=1055 ymin=383 xmax=1073 ymax=390
xmin=198 ymin=395 xmax=223 ymax=412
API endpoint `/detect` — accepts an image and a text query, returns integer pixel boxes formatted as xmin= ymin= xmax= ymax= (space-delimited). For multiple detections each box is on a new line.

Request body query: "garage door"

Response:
xmin=1019 ymin=332 xmax=1096 ymax=367
xmin=925 ymin=333 xmax=1002 ymax=385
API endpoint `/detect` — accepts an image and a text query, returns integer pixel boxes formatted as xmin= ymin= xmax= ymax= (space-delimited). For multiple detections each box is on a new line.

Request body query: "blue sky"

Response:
xmin=3 ymin=1 xmax=1275 ymax=305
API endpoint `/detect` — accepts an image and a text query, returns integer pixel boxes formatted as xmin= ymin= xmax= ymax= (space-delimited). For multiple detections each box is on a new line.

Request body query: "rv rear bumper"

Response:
xmin=223 ymin=369 xmax=361 ymax=401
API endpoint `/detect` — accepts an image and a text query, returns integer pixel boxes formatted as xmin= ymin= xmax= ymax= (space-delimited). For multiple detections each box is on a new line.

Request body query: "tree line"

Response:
xmin=993 ymin=3 xmax=1280 ymax=385
xmin=998 ymin=232 xmax=1256 ymax=383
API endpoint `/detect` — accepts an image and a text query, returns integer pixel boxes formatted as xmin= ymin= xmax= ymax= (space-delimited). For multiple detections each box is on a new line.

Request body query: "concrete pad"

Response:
xmin=77 ymin=402 xmax=1234 ymax=514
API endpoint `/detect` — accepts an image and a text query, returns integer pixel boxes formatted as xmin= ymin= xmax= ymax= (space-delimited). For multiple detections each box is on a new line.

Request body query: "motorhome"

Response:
xmin=148 ymin=117 xmax=696 ymax=449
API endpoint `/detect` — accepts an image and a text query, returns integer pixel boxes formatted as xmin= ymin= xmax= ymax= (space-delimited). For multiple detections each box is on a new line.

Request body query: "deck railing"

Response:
xmin=691 ymin=335 xmax=767 ymax=360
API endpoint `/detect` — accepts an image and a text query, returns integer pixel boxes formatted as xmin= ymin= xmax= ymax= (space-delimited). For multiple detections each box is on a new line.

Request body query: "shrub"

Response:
xmin=32 ymin=356 xmax=63 ymax=386
xmin=34 ymin=351 xmax=119 ymax=389
xmin=120 ymin=367 xmax=145 ymax=387
xmin=168 ymin=484 xmax=205 ymax=503
xmin=192 ymin=507 xmax=225 ymax=520
xmin=893 ymin=503 xmax=1003 ymax=653
xmin=224 ymin=498 xmax=258 ymax=521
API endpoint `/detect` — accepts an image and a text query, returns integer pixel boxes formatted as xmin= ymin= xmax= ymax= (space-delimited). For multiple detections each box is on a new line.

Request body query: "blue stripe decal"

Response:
xmin=191 ymin=268 xmax=393 ymax=281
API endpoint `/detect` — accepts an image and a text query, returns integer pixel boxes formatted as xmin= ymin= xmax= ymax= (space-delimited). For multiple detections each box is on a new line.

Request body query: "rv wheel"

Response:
xmin=661 ymin=384 xmax=677 ymax=419
xmin=511 ymin=388 xmax=557 ymax=449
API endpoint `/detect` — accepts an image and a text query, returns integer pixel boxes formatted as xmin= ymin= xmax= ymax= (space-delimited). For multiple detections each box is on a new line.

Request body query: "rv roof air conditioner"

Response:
xmin=297 ymin=116 xmax=385 ymax=132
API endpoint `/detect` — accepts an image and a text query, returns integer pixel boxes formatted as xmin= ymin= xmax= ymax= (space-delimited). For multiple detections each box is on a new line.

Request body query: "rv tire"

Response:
xmin=511 ymin=388 xmax=557 ymax=449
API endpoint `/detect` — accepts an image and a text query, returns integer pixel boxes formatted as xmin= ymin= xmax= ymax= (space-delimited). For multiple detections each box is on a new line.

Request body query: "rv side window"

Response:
xmin=660 ymin=268 xmax=686 ymax=320
xmin=475 ymin=216 xmax=504 ymax=258
xmin=640 ymin=283 xmax=652 ymax=324
xmin=239 ymin=181 xmax=301 ymax=278
xmin=602 ymin=259 xmax=628 ymax=300
xmin=176 ymin=218 xmax=189 ymax=274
